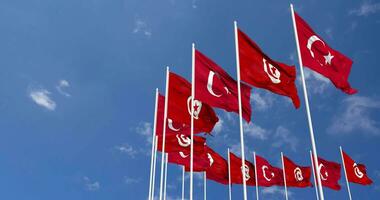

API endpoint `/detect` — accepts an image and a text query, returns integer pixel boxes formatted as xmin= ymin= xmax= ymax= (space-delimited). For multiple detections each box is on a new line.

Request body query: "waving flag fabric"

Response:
xmin=205 ymin=147 xmax=229 ymax=185
xmin=313 ymin=157 xmax=342 ymax=190
xmin=255 ymin=155 xmax=284 ymax=187
xmin=229 ymin=152 xmax=256 ymax=185
xmin=283 ymin=155 xmax=312 ymax=187
xmin=342 ymin=150 xmax=373 ymax=185
xmin=157 ymin=134 xmax=205 ymax=153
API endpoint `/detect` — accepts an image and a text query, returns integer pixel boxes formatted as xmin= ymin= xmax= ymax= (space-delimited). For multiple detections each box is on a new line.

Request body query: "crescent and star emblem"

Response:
xmin=207 ymin=71 xmax=230 ymax=97
xmin=263 ymin=58 xmax=281 ymax=84
xmin=262 ymin=165 xmax=275 ymax=181
xmin=318 ymin=163 xmax=328 ymax=181
xmin=294 ymin=167 xmax=304 ymax=181
xmin=187 ymin=96 xmax=202 ymax=119
xmin=207 ymin=153 xmax=214 ymax=167
xmin=176 ymin=134 xmax=191 ymax=147
xmin=241 ymin=164 xmax=251 ymax=181
xmin=307 ymin=35 xmax=334 ymax=66
xmin=353 ymin=163 xmax=364 ymax=178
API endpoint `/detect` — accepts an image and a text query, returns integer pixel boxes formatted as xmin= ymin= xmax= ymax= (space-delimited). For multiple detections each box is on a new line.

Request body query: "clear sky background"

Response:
xmin=0 ymin=0 xmax=379 ymax=199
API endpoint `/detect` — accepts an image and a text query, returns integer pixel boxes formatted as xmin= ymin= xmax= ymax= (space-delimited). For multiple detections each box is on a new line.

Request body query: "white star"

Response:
xmin=324 ymin=52 xmax=334 ymax=65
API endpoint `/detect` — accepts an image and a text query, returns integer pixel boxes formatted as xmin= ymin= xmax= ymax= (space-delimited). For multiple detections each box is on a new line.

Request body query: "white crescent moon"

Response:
xmin=207 ymin=71 xmax=222 ymax=97
xmin=167 ymin=119 xmax=181 ymax=132
xmin=307 ymin=35 xmax=325 ymax=58
xmin=176 ymin=134 xmax=191 ymax=147
xmin=179 ymin=151 xmax=189 ymax=158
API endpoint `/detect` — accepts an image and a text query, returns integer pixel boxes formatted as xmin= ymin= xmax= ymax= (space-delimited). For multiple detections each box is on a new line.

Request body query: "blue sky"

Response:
xmin=0 ymin=0 xmax=380 ymax=199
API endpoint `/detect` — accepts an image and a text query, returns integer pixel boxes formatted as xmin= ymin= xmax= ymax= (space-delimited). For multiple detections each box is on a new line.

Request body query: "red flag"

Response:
xmin=313 ymin=157 xmax=341 ymax=190
xmin=168 ymin=72 xmax=219 ymax=133
xmin=229 ymin=152 xmax=256 ymax=185
xmin=157 ymin=134 xmax=206 ymax=153
xmin=237 ymin=28 xmax=301 ymax=108
xmin=195 ymin=49 xmax=252 ymax=122
xmin=342 ymin=150 xmax=373 ymax=185
xmin=205 ymin=147 xmax=229 ymax=185
xmin=283 ymin=156 xmax=312 ymax=187
xmin=255 ymin=155 xmax=284 ymax=187
xmin=294 ymin=12 xmax=357 ymax=94
xmin=168 ymin=150 xmax=210 ymax=172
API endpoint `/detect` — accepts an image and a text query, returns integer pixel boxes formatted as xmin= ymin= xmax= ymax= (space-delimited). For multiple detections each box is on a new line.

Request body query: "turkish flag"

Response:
xmin=168 ymin=72 xmax=219 ymax=133
xmin=283 ymin=156 xmax=312 ymax=187
xmin=168 ymin=150 xmax=210 ymax=172
xmin=294 ymin=12 xmax=357 ymax=94
xmin=229 ymin=152 xmax=256 ymax=185
xmin=205 ymin=147 xmax=229 ymax=185
xmin=238 ymin=28 xmax=300 ymax=108
xmin=157 ymin=134 xmax=206 ymax=153
xmin=255 ymin=155 xmax=284 ymax=187
xmin=342 ymin=150 xmax=373 ymax=185
xmin=313 ymin=157 xmax=341 ymax=190
xmin=195 ymin=49 xmax=252 ymax=122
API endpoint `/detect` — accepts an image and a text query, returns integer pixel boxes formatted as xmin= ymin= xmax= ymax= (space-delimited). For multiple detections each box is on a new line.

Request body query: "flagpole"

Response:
xmin=152 ymin=135 xmax=158 ymax=200
xmin=204 ymin=172 xmax=207 ymax=200
xmin=340 ymin=146 xmax=353 ymax=200
xmin=149 ymin=88 xmax=159 ymax=200
xmin=290 ymin=4 xmax=324 ymax=200
xmin=234 ymin=20 xmax=248 ymax=200
xmin=190 ymin=43 xmax=195 ymax=200
xmin=253 ymin=152 xmax=259 ymax=200
xmin=164 ymin=153 xmax=168 ymax=200
xmin=281 ymin=152 xmax=288 ymax=200
xmin=228 ymin=148 xmax=232 ymax=200
xmin=310 ymin=150 xmax=320 ymax=200
xmin=159 ymin=67 xmax=170 ymax=200
xmin=182 ymin=166 xmax=185 ymax=200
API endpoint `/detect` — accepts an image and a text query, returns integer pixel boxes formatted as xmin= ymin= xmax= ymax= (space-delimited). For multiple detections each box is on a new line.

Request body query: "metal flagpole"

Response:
xmin=281 ymin=153 xmax=289 ymax=200
xmin=233 ymin=20 xmax=248 ymax=200
xmin=310 ymin=151 xmax=320 ymax=200
xmin=164 ymin=153 xmax=168 ymax=200
xmin=204 ymin=172 xmax=207 ymax=200
xmin=190 ymin=43 xmax=195 ymax=200
xmin=159 ymin=67 xmax=170 ymax=200
xmin=228 ymin=148 xmax=232 ymax=200
xmin=182 ymin=166 xmax=185 ymax=200
xmin=152 ymin=135 xmax=158 ymax=200
xmin=149 ymin=89 xmax=159 ymax=200
xmin=253 ymin=152 xmax=259 ymax=200
xmin=290 ymin=4 xmax=324 ymax=200
xmin=340 ymin=146 xmax=353 ymax=200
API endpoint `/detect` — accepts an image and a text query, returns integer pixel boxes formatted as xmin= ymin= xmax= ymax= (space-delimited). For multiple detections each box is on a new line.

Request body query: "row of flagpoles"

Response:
xmin=146 ymin=4 xmax=371 ymax=200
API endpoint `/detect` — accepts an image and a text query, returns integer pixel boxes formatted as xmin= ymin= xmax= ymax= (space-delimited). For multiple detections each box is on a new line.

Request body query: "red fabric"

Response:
xmin=283 ymin=156 xmax=312 ymax=187
xmin=205 ymin=147 xmax=229 ymax=185
xmin=237 ymin=29 xmax=300 ymax=108
xmin=255 ymin=155 xmax=284 ymax=187
xmin=313 ymin=157 xmax=341 ymax=190
xmin=294 ymin=12 xmax=357 ymax=94
xmin=168 ymin=150 xmax=210 ymax=172
xmin=195 ymin=49 xmax=252 ymax=122
xmin=168 ymin=72 xmax=219 ymax=133
xmin=229 ymin=152 xmax=256 ymax=185
xmin=342 ymin=150 xmax=373 ymax=185
xmin=157 ymin=134 xmax=205 ymax=153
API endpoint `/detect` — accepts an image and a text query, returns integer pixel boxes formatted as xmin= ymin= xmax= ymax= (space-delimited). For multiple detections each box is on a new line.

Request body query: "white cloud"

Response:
xmin=301 ymin=68 xmax=330 ymax=94
xmin=114 ymin=143 xmax=138 ymax=158
xmin=83 ymin=176 xmax=100 ymax=191
xmin=328 ymin=96 xmax=380 ymax=135
xmin=125 ymin=177 xmax=141 ymax=184
xmin=56 ymin=79 xmax=71 ymax=97
xmin=350 ymin=2 xmax=380 ymax=16
xmin=212 ymin=119 xmax=223 ymax=134
xmin=29 ymin=88 xmax=56 ymax=111
xmin=272 ymin=126 xmax=299 ymax=152
xmin=244 ymin=122 xmax=269 ymax=140
xmin=133 ymin=19 xmax=152 ymax=37
xmin=261 ymin=187 xmax=292 ymax=197
xmin=136 ymin=122 xmax=153 ymax=143
xmin=251 ymin=91 xmax=275 ymax=111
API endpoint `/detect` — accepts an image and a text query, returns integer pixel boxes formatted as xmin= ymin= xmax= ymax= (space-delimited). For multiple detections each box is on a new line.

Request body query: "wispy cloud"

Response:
xmin=114 ymin=143 xmax=138 ymax=158
xmin=124 ymin=177 xmax=141 ymax=184
xmin=29 ymin=88 xmax=56 ymax=111
xmin=133 ymin=19 xmax=152 ymax=38
xmin=136 ymin=122 xmax=153 ymax=143
xmin=83 ymin=176 xmax=100 ymax=191
xmin=251 ymin=91 xmax=275 ymax=111
xmin=56 ymin=79 xmax=71 ymax=97
xmin=212 ymin=118 xmax=223 ymax=134
xmin=328 ymin=96 xmax=380 ymax=135
xmin=350 ymin=1 xmax=380 ymax=16
xmin=301 ymin=68 xmax=330 ymax=94
xmin=272 ymin=126 xmax=299 ymax=152
xmin=244 ymin=122 xmax=269 ymax=140
xmin=262 ymin=186 xmax=292 ymax=197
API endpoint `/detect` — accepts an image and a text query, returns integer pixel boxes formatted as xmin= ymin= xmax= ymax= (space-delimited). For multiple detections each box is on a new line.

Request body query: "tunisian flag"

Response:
xmin=255 ymin=155 xmax=284 ymax=187
xmin=237 ymin=28 xmax=300 ymax=108
xmin=168 ymin=72 xmax=219 ymax=133
xmin=342 ymin=150 xmax=373 ymax=185
xmin=195 ymin=49 xmax=252 ymax=122
xmin=168 ymin=150 xmax=210 ymax=172
xmin=206 ymin=147 xmax=229 ymax=185
xmin=283 ymin=156 xmax=312 ymax=187
xmin=157 ymin=134 xmax=206 ymax=153
xmin=314 ymin=157 xmax=341 ymax=190
xmin=294 ymin=12 xmax=357 ymax=94
xmin=229 ymin=152 xmax=256 ymax=185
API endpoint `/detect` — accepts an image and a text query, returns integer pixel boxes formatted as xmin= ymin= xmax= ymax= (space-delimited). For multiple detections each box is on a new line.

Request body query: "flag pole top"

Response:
xmin=192 ymin=43 xmax=195 ymax=48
